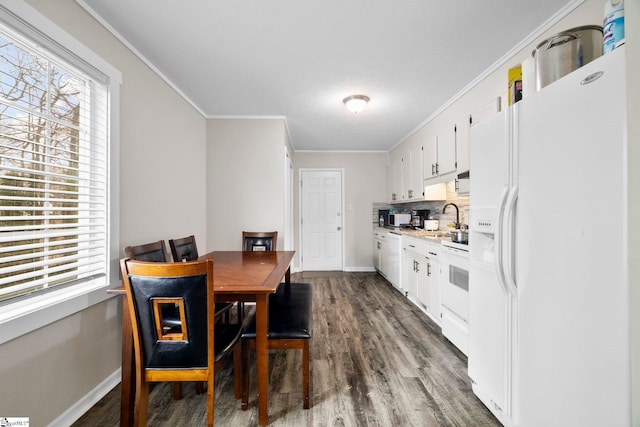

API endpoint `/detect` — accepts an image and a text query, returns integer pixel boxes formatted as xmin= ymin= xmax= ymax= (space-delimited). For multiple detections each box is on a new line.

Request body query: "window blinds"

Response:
xmin=0 ymin=27 xmax=109 ymax=301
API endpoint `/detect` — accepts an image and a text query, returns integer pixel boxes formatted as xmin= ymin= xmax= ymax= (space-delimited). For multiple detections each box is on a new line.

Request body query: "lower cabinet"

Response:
xmin=402 ymin=236 xmax=441 ymax=325
xmin=373 ymin=229 xmax=401 ymax=290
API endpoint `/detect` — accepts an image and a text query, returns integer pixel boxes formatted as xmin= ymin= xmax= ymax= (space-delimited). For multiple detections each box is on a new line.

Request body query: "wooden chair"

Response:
xmin=169 ymin=235 xmax=235 ymax=323
xmin=168 ymin=234 xmax=199 ymax=262
xmin=241 ymin=281 xmax=312 ymax=410
xmin=124 ymin=239 xmax=208 ymax=399
xmin=120 ymin=258 xmax=242 ymax=427
xmin=242 ymin=231 xmax=278 ymax=252
xmin=124 ymin=240 xmax=169 ymax=262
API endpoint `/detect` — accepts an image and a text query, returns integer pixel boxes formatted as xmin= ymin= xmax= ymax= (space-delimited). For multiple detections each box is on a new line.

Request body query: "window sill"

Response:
xmin=0 ymin=278 xmax=119 ymax=345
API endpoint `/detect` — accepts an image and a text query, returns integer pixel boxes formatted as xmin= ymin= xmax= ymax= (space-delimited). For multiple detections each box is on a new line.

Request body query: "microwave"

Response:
xmin=389 ymin=213 xmax=411 ymax=227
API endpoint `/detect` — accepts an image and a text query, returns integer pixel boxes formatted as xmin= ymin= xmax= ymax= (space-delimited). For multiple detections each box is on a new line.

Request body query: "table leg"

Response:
xmin=285 ymin=266 xmax=291 ymax=284
xmin=120 ymin=297 xmax=135 ymax=426
xmin=255 ymin=294 xmax=269 ymax=425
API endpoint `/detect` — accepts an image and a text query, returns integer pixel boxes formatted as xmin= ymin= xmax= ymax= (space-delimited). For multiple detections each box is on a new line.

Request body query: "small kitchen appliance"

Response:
xmin=377 ymin=209 xmax=390 ymax=226
xmin=388 ymin=213 xmax=411 ymax=227
xmin=410 ymin=210 xmax=429 ymax=229
xmin=424 ymin=219 xmax=439 ymax=231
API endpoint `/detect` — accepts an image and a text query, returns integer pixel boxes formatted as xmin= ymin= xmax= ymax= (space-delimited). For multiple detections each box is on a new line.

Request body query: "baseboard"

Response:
xmin=343 ymin=267 xmax=376 ymax=272
xmin=48 ymin=368 xmax=121 ymax=427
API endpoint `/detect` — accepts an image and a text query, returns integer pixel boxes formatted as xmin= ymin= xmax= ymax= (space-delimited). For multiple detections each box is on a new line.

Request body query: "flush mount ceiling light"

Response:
xmin=343 ymin=94 xmax=370 ymax=113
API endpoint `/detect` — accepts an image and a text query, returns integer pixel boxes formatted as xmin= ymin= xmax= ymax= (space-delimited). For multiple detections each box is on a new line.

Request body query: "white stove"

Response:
xmin=440 ymin=239 xmax=469 ymax=355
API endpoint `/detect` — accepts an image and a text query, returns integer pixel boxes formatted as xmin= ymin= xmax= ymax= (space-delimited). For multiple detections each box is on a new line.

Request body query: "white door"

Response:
xmin=300 ymin=170 xmax=343 ymax=271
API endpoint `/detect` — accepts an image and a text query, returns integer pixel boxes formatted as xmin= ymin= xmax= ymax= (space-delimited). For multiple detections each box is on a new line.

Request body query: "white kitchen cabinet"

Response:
xmin=373 ymin=229 xmax=401 ymax=290
xmin=388 ymin=149 xmax=403 ymax=202
xmin=406 ymin=141 xmax=424 ymax=201
xmin=424 ymin=125 xmax=457 ymax=182
xmin=373 ymin=230 xmax=384 ymax=271
xmin=389 ymin=142 xmax=423 ymax=203
xmin=402 ymin=236 xmax=441 ymax=325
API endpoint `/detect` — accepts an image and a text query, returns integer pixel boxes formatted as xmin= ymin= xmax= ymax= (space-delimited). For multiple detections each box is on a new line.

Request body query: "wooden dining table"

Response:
xmin=110 ymin=250 xmax=295 ymax=426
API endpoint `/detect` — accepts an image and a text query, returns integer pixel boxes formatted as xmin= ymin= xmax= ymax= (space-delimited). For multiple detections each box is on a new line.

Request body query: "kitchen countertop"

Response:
xmin=376 ymin=226 xmax=453 ymax=244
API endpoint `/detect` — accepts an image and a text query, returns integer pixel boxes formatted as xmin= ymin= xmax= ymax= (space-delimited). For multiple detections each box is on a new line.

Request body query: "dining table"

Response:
xmin=110 ymin=250 xmax=295 ymax=426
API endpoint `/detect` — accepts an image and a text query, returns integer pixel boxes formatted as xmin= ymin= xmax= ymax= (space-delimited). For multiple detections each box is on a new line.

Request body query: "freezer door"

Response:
xmin=469 ymin=109 xmax=510 ymax=236
xmin=516 ymin=47 xmax=630 ymax=426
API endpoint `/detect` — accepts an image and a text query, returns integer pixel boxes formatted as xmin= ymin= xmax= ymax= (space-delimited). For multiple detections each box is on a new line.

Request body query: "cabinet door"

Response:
xmin=409 ymin=143 xmax=424 ymax=200
xmin=456 ymin=118 xmax=471 ymax=173
xmin=402 ymin=250 xmax=418 ymax=298
xmin=436 ymin=126 xmax=457 ymax=176
xmin=416 ymin=256 xmax=431 ymax=309
xmin=401 ymin=150 xmax=411 ymax=201
xmin=423 ymin=136 xmax=437 ymax=180
xmin=389 ymin=150 xmax=403 ymax=202
xmin=429 ymin=258 xmax=441 ymax=320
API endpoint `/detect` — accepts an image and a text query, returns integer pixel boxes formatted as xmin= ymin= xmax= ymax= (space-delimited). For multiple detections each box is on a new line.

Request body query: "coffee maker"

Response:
xmin=411 ymin=209 xmax=430 ymax=229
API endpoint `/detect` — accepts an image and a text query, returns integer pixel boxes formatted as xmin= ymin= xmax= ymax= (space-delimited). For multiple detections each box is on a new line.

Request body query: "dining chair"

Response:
xmin=120 ymin=258 xmax=243 ymax=427
xmin=241 ymin=281 xmax=313 ymax=410
xmin=242 ymin=231 xmax=278 ymax=252
xmin=124 ymin=240 xmax=169 ymax=262
xmin=169 ymin=235 xmax=235 ymax=322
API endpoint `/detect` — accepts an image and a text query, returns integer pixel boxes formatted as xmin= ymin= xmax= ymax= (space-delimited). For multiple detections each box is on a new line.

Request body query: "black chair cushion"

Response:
xmin=129 ymin=274 xmax=208 ymax=369
xmin=173 ymin=242 xmax=197 ymax=262
xmin=242 ymin=282 xmax=312 ymax=340
xmin=243 ymin=236 xmax=274 ymax=252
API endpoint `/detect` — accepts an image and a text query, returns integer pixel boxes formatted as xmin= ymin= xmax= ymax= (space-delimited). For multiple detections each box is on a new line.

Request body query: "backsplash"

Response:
xmin=372 ymin=185 xmax=469 ymax=231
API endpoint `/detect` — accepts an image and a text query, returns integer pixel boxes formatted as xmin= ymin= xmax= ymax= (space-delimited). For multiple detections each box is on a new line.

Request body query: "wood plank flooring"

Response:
xmin=73 ymin=271 xmax=500 ymax=426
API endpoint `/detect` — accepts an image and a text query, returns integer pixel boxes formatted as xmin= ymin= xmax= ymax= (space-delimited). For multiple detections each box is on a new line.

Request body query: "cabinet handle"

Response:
xmin=409 ymin=244 xmax=415 ymax=248
xmin=435 ymin=163 xmax=439 ymax=175
xmin=455 ymin=179 xmax=459 ymax=192
xmin=431 ymin=164 xmax=435 ymax=176
xmin=428 ymin=251 xmax=437 ymax=256
xmin=427 ymin=263 xmax=431 ymax=276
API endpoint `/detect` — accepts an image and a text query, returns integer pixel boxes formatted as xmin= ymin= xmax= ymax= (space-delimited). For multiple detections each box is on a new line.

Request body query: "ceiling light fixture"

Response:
xmin=343 ymin=94 xmax=370 ymax=113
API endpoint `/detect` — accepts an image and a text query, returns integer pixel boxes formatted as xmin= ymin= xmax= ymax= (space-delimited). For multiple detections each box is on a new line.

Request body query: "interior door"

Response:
xmin=300 ymin=170 xmax=343 ymax=271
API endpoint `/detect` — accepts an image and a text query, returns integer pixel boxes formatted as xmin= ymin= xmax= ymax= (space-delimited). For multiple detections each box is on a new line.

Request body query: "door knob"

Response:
xmin=337 ymin=227 xmax=341 ymax=231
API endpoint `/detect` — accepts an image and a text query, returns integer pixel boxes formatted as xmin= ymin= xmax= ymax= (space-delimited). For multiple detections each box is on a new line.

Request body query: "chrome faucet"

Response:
xmin=442 ymin=203 xmax=460 ymax=229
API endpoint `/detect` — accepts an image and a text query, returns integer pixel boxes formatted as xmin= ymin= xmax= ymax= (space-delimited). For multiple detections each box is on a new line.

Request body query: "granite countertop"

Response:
xmin=376 ymin=226 xmax=452 ymax=243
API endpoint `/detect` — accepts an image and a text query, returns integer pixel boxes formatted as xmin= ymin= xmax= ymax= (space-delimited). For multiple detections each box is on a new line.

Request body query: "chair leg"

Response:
xmin=134 ymin=378 xmax=149 ymax=427
xmin=233 ymin=344 xmax=242 ymax=399
xmin=241 ymin=339 xmax=250 ymax=410
xmin=195 ymin=381 xmax=204 ymax=395
xmin=303 ymin=340 xmax=310 ymax=409
xmin=173 ymin=382 xmax=182 ymax=400
xmin=207 ymin=373 xmax=214 ymax=427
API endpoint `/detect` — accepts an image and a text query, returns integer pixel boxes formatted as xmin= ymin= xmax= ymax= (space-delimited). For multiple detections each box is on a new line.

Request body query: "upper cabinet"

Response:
xmin=389 ymin=149 xmax=403 ymax=202
xmin=424 ymin=125 xmax=457 ymax=182
xmin=389 ymin=140 xmax=425 ymax=203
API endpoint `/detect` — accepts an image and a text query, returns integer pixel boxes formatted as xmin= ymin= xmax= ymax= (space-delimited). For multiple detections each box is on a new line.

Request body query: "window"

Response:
xmin=0 ymin=21 xmax=108 ymax=301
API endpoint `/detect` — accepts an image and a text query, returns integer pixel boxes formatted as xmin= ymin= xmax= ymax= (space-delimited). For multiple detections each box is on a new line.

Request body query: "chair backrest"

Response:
xmin=124 ymin=240 xmax=169 ymax=262
xmin=120 ymin=258 xmax=214 ymax=370
xmin=169 ymin=235 xmax=199 ymax=262
xmin=242 ymin=231 xmax=278 ymax=252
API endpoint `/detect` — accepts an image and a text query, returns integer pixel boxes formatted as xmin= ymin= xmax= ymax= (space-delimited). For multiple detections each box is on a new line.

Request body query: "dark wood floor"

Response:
xmin=73 ymin=271 xmax=500 ymax=426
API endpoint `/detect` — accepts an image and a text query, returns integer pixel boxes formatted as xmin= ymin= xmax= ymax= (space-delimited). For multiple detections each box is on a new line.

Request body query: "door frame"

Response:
xmin=298 ymin=168 xmax=345 ymax=271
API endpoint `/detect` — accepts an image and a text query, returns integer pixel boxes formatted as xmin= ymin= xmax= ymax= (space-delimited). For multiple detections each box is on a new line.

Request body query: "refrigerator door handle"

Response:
xmin=495 ymin=186 xmax=510 ymax=295
xmin=503 ymin=186 xmax=519 ymax=298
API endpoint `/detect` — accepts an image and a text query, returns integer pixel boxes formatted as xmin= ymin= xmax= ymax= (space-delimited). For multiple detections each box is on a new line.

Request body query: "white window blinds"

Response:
xmin=0 ymin=26 xmax=109 ymax=301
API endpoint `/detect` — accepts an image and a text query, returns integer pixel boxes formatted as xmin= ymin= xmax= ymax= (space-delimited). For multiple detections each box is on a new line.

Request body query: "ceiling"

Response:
xmin=79 ymin=0 xmax=573 ymax=152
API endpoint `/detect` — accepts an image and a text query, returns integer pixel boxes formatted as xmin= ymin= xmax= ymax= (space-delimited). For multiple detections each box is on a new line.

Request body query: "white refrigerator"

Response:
xmin=468 ymin=46 xmax=631 ymax=427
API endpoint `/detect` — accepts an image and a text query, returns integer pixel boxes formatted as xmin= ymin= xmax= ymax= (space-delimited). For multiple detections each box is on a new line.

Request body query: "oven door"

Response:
xmin=441 ymin=246 xmax=470 ymax=321
xmin=440 ymin=244 xmax=470 ymax=355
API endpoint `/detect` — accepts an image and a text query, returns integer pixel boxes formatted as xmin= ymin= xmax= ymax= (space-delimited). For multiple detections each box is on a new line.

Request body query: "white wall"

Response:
xmin=294 ymin=152 xmax=388 ymax=270
xmin=0 ymin=1 xmax=207 ymax=425
xmin=206 ymin=118 xmax=289 ymax=250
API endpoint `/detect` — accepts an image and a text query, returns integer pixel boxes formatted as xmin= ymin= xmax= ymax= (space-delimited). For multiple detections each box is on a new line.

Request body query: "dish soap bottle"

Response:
xmin=604 ymin=0 xmax=625 ymax=54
